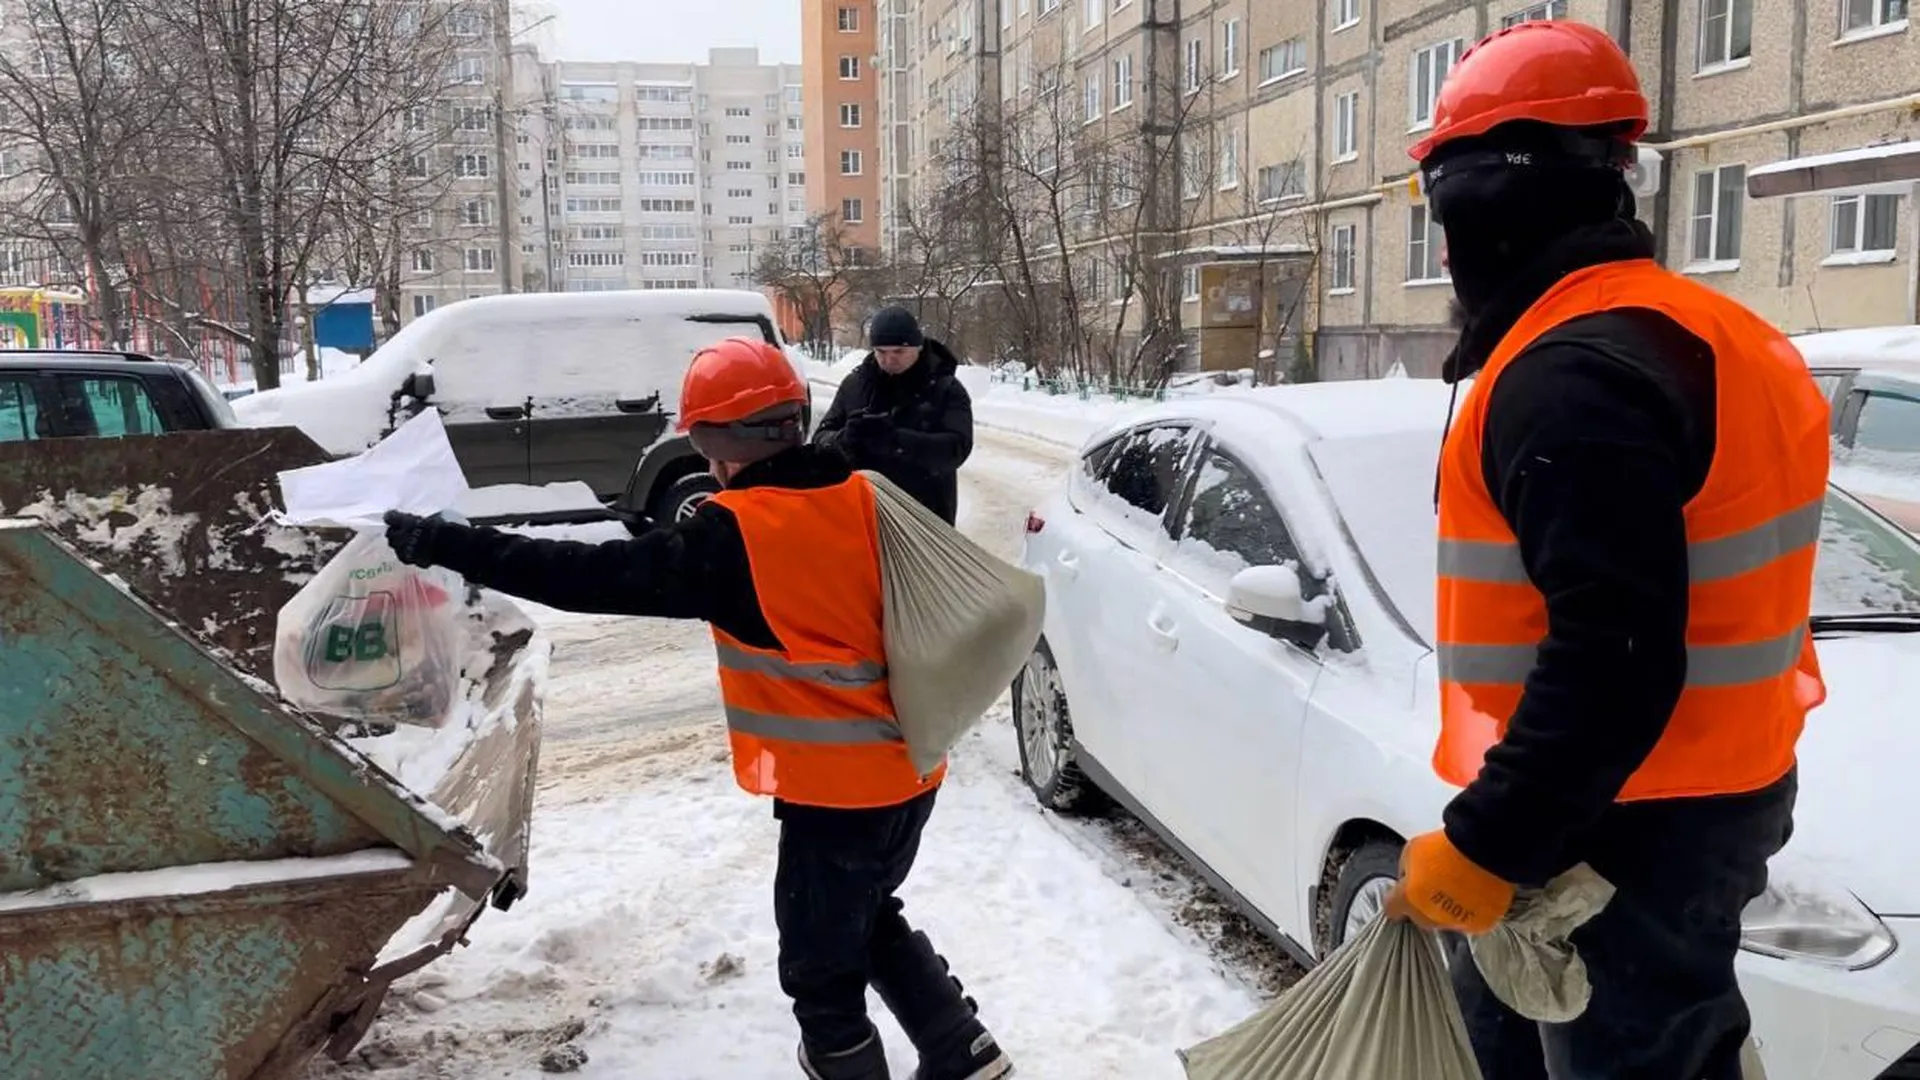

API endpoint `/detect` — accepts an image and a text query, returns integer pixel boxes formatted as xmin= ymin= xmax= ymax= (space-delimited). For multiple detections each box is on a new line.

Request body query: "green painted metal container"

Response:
xmin=0 ymin=430 xmax=542 ymax=1079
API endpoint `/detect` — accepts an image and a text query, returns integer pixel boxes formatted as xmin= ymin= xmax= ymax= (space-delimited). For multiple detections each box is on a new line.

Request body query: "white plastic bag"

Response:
xmin=272 ymin=531 xmax=467 ymax=726
xmin=272 ymin=410 xmax=473 ymax=727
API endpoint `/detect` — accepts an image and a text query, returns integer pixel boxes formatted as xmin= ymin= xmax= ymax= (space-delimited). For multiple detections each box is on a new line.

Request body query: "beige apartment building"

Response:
xmin=878 ymin=0 xmax=1920 ymax=378
xmin=802 ymin=0 xmax=884 ymax=251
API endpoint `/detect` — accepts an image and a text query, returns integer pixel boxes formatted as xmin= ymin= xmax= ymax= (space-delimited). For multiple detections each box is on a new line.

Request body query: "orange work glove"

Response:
xmin=1382 ymin=829 xmax=1515 ymax=936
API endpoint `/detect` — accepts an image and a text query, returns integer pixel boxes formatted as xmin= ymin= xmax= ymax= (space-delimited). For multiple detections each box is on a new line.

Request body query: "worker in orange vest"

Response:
xmin=383 ymin=337 xmax=1013 ymax=1080
xmin=1382 ymin=21 xmax=1829 ymax=1077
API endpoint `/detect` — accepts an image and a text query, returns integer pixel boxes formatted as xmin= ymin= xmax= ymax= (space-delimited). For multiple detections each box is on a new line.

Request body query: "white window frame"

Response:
xmin=1257 ymin=161 xmax=1306 ymax=204
xmin=1826 ymin=192 xmax=1902 ymax=264
xmin=1501 ymin=0 xmax=1567 ymax=27
xmin=463 ymin=247 xmax=496 ymax=274
xmin=1406 ymin=203 xmax=1448 ymax=283
xmin=1687 ymin=163 xmax=1746 ymax=268
xmin=1329 ymin=224 xmax=1356 ymax=293
xmin=1083 ymin=0 xmax=1102 ymax=29
xmin=1840 ymin=0 xmax=1909 ymax=37
xmin=1696 ymin=0 xmax=1753 ymax=72
xmin=1220 ymin=18 xmax=1242 ymax=78
xmin=461 ymin=198 xmax=492 ymax=226
xmin=410 ymin=249 xmax=434 ymax=273
xmin=1259 ymin=38 xmax=1307 ymax=85
xmin=1332 ymin=91 xmax=1359 ymax=162
xmin=1181 ymin=140 xmax=1206 ymax=199
xmin=841 ymin=197 xmax=864 ymax=223
xmin=1409 ymin=39 xmax=1464 ymax=132
xmin=839 ymin=102 xmax=862 ymax=127
xmin=837 ymin=6 xmax=860 ymax=31
xmin=839 ymin=55 xmax=861 ymax=80
xmin=1083 ymin=75 xmax=1102 ymax=122
xmin=1331 ymin=0 xmax=1360 ymax=31
xmin=1181 ymin=265 xmax=1201 ymax=301
xmin=1218 ymin=125 xmax=1240 ymax=190
xmin=840 ymin=149 xmax=863 ymax=175
xmin=1112 ymin=53 xmax=1133 ymax=110
xmin=1184 ymin=38 xmax=1203 ymax=94
xmin=412 ymin=294 xmax=437 ymax=318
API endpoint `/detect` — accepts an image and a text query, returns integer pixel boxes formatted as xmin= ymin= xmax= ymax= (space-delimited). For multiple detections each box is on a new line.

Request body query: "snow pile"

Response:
xmin=8 ymin=486 xmax=201 ymax=576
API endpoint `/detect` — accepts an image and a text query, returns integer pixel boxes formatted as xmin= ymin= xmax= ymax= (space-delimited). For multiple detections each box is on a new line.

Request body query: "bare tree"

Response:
xmin=751 ymin=211 xmax=874 ymax=357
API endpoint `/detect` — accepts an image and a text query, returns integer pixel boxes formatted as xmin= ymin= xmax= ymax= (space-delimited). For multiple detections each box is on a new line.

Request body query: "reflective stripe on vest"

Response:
xmin=1433 ymin=259 xmax=1829 ymax=803
xmin=707 ymin=476 xmax=944 ymax=809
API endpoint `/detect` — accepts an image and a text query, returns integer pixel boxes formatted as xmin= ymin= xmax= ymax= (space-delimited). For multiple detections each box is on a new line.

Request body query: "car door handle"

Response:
xmin=1147 ymin=616 xmax=1179 ymax=652
xmin=1055 ymin=550 xmax=1079 ymax=580
xmin=485 ymin=405 xmax=527 ymax=421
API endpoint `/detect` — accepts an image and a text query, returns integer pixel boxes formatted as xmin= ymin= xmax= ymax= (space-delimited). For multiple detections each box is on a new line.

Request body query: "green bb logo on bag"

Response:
xmin=305 ymin=591 xmax=404 ymax=691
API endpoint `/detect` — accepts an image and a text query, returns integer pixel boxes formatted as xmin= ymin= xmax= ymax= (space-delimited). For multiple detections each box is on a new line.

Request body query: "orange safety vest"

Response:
xmin=707 ymin=476 xmax=944 ymax=809
xmin=1435 ymin=259 xmax=1830 ymax=802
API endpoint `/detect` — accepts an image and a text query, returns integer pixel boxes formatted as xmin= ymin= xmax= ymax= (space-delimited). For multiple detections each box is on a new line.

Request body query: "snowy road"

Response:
xmin=314 ymin=430 xmax=1284 ymax=1080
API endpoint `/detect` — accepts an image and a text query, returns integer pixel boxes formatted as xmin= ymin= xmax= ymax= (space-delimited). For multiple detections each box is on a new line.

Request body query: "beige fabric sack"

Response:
xmin=860 ymin=470 xmax=1046 ymax=775
xmin=1180 ymin=865 xmax=1615 ymax=1080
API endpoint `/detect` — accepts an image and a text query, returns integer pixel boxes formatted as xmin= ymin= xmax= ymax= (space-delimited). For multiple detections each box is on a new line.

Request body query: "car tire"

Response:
xmin=651 ymin=471 xmax=721 ymax=523
xmin=1011 ymin=637 xmax=1107 ymax=815
xmin=1319 ymin=838 xmax=1404 ymax=957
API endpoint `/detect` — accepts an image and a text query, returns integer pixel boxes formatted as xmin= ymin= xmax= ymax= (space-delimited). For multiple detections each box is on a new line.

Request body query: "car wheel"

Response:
xmin=1320 ymin=838 xmax=1403 ymax=956
xmin=1010 ymin=638 xmax=1107 ymax=815
xmin=651 ymin=471 xmax=721 ymax=523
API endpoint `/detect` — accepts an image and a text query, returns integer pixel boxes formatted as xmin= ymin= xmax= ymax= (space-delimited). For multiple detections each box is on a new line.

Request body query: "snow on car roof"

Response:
xmin=1100 ymin=377 xmax=1454 ymax=445
xmin=1792 ymin=325 xmax=1920 ymax=371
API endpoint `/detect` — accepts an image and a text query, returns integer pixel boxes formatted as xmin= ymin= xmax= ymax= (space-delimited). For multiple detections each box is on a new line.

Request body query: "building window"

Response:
xmin=453 ymin=106 xmax=491 ymax=132
xmin=412 ymin=294 xmax=437 ymax=318
xmin=448 ymin=9 xmax=485 ymax=37
xmin=1181 ymin=265 xmax=1201 ymax=301
xmin=1083 ymin=74 xmax=1102 ymax=121
xmin=1332 ymin=0 xmax=1359 ymax=30
xmin=452 ymin=57 xmax=485 ymax=84
xmin=453 ymin=153 xmax=490 ymax=178
xmin=406 ymin=153 xmax=428 ymax=179
xmin=410 ymin=249 xmax=434 ymax=273
xmin=1259 ymin=38 xmax=1307 ymax=84
xmin=1410 ymin=39 xmax=1463 ymax=131
xmin=728 ymin=187 xmax=753 ymax=198
xmin=1330 ymin=224 xmax=1357 ymax=291
xmin=725 ymin=134 xmax=752 ymax=144
xmin=1407 ymin=204 xmax=1446 ymax=281
xmin=840 ymin=149 xmax=863 ymax=175
xmin=464 ymin=247 xmax=496 ymax=273
xmin=1689 ymin=164 xmax=1746 ymax=264
xmin=1218 ymin=124 xmax=1239 ymax=189
xmin=1184 ymin=38 xmax=1203 ymax=93
xmin=1083 ymin=0 xmax=1102 ymax=28
xmin=1697 ymin=0 xmax=1753 ymax=70
xmin=1181 ymin=141 xmax=1206 ymax=198
xmin=726 ymin=160 xmax=752 ymax=171
xmin=461 ymin=199 xmax=492 ymax=226
xmin=1112 ymin=53 xmax=1133 ymax=108
xmin=839 ymin=55 xmax=861 ymax=79
xmin=1257 ymin=161 xmax=1306 ymax=203
xmin=1830 ymin=193 xmax=1900 ymax=257
xmin=842 ymin=198 xmax=864 ymax=223
xmin=1841 ymin=0 xmax=1909 ymax=34
xmin=1332 ymin=91 xmax=1359 ymax=161
xmin=1220 ymin=18 xmax=1242 ymax=77
xmin=840 ymin=102 xmax=862 ymax=127
xmin=837 ymin=6 xmax=860 ymax=31
xmin=788 ymin=171 xmax=806 ymax=185
xmin=1501 ymin=0 xmax=1567 ymax=27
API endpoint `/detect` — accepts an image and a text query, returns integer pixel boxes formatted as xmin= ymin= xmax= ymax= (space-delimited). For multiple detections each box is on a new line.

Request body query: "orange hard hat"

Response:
xmin=677 ymin=337 xmax=807 ymax=432
xmin=1408 ymin=20 xmax=1647 ymax=164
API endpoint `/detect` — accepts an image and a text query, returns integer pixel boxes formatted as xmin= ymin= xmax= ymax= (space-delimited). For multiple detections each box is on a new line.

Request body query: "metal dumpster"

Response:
xmin=0 ymin=429 xmax=547 ymax=1079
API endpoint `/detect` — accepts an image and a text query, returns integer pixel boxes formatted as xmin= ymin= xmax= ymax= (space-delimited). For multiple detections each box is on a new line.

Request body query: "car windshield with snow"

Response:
xmin=1015 ymin=378 xmax=1920 ymax=1080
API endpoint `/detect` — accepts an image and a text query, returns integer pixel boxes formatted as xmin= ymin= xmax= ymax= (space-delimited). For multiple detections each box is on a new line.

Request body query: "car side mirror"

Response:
xmin=1227 ymin=564 xmax=1330 ymax=651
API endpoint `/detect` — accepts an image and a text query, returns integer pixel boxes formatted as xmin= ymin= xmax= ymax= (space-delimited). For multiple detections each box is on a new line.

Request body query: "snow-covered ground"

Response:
xmin=311 ymin=426 xmax=1292 ymax=1080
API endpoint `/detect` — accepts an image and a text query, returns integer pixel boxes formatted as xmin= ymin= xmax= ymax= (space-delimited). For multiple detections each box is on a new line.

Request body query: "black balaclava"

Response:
xmin=1422 ymin=121 xmax=1635 ymax=319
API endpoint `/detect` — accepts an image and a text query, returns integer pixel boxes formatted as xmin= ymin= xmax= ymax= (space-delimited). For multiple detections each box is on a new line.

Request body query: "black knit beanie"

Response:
xmin=868 ymin=306 xmax=923 ymax=348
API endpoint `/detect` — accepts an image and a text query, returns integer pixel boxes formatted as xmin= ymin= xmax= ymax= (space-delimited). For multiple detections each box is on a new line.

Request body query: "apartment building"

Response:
xmin=404 ymin=47 xmax=807 ymax=319
xmin=878 ymin=0 xmax=1920 ymax=378
xmin=803 ymin=0 xmax=883 ymax=250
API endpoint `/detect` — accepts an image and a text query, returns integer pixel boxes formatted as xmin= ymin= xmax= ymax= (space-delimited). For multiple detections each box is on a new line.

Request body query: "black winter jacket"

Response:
xmin=390 ymin=447 xmax=857 ymax=652
xmin=1439 ymin=219 xmax=1795 ymax=888
xmin=812 ymin=339 xmax=974 ymax=524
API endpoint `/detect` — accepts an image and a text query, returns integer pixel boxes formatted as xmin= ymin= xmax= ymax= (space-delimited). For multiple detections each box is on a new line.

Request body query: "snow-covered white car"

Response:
xmin=1794 ymin=326 xmax=1920 ymax=533
xmin=1013 ymin=379 xmax=1920 ymax=1078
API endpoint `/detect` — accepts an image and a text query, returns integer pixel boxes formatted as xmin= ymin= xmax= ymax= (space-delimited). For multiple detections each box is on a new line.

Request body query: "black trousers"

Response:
xmin=773 ymin=786 xmax=944 ymax=1055
xmin=1450 ymin=772 xmax=1796 ymax=1080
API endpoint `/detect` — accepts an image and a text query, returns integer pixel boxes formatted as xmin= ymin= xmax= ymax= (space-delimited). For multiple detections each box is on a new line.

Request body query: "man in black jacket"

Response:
xmin=1383 ymin=22 xmax=1821 ymax=1080
xmin=813 ymin=306 xmax=974 ymax=524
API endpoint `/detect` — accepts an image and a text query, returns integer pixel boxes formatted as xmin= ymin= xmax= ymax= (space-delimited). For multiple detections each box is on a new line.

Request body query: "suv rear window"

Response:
xmin=53 ymin=374 xmax=165 ymax=438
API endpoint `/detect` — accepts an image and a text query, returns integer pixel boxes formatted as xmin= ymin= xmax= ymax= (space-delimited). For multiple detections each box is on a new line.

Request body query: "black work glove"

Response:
xmin=383 ymin=510 xmax=444 ymax=567
xmin=844 ymin=413 xmax=896 ymax=458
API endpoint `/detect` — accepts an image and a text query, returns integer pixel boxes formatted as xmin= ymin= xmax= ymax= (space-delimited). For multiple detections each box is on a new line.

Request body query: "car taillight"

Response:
xmin=1025 ymin=511 xmax=1045 ymax=534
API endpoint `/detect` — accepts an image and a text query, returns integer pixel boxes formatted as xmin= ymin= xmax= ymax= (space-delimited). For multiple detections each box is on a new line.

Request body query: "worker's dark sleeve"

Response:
xmin=410 ymin=504 xmax=781 ymax=649
xmin=810 ymin=376 xmax=858 ymax=449
xmin=889 ymin=378 xmax=974 ymax=476
xmin=1441 ymin=341 xmax=1695 ymax=887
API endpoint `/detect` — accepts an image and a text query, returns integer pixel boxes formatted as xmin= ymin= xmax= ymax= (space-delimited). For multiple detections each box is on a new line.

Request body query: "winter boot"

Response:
xmin=799 ymin=1028 xmax=891 ymax=1080
xmin=870 ymin=931 xmax=1014 ymax=1080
